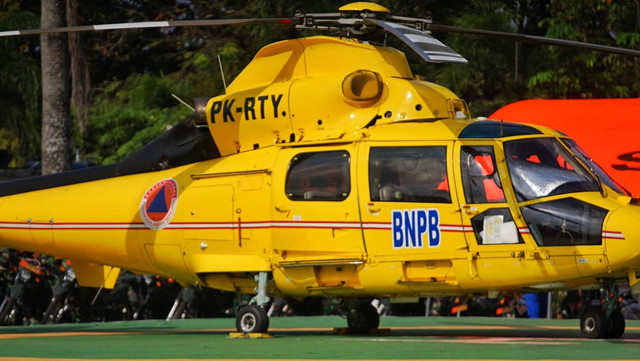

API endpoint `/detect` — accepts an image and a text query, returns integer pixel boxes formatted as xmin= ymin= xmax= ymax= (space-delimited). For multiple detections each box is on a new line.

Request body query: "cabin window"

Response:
xmin=504 ymin=138 xmax=600 ymax=201
xmin=470 ymin=208 xmax=523 ymax=245
xmin=369 ymin=146 xmax=451 ymax=203
xmin=285 ymin=151 xmax=350 ymax=201
xmin=520 ymin=198 xmax=606 ymax=246
xmin=460 ymin=146 xmax=505 ymax=204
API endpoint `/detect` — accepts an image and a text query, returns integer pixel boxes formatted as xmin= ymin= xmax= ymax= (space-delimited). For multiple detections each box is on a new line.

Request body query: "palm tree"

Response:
xmin=41 ymin=0 xmax=71 ymax=174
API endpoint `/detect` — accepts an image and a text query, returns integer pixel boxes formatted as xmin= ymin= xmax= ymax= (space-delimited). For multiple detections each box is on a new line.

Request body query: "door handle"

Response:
xmin=274 ymin=205 xmax=290 ymax=215
xmin=366 ymin=202 xmax=381 ymax=213
xmin=462 ymin=205 xmax=478 ymax=215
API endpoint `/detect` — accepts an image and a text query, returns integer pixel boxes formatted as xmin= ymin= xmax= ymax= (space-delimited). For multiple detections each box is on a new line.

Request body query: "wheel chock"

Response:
xmin=229 ymin=332 xmax=273 ymax=339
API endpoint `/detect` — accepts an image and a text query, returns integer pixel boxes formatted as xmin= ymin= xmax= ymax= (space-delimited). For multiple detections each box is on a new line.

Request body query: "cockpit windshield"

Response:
xmin=561 ymin=138 xmax=628 ymax=196
xmin=504 ymin=138 xmax=600 ymax=201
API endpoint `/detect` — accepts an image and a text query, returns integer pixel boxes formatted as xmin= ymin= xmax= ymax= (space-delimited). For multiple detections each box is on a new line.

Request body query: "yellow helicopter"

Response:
xmin=2 ymin=2 xmax=640 ymax=338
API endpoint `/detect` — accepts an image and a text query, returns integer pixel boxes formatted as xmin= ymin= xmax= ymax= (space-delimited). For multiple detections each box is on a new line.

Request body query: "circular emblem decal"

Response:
xmin=139 ymin=179 xmax=178 ymax=230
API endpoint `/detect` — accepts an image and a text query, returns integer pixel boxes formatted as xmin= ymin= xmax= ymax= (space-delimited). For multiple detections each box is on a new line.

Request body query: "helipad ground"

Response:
xmin=1 ymin=316 xmax=639 ymax=360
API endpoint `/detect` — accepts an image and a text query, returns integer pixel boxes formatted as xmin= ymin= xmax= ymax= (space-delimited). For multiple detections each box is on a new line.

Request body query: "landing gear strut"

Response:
xmin=235 ymin=272 xmax=271 ymax=334
xmin=579 ymin=283 xmax=625 ymax=339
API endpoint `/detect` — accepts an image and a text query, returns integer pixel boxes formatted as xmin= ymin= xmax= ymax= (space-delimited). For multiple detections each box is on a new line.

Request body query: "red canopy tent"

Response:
xmin=490 ymin=99 xmax=640 ymax=196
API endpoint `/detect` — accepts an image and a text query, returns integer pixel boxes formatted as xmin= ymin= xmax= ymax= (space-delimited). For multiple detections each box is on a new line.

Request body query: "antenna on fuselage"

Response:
xmin=218 ymin=54 xmax=227 ymax=91
xmin=171 ymin=93 xmax=195 ymax=112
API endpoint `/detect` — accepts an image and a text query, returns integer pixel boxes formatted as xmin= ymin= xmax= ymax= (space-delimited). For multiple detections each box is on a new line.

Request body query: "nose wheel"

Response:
xmin=605 ymin=308 xmax=626 ymax=339
xmin=580 ymin=308 xmax=606 ymax=338
xmin=579 ymin=284 xmax=626 ymax=339
xmin=580 ymin=308 xmax=625 ymax=339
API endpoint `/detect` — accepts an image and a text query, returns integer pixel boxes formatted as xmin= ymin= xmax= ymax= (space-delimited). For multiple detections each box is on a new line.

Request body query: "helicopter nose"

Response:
xmin=603 ymin=204 xmax=640 ymax=270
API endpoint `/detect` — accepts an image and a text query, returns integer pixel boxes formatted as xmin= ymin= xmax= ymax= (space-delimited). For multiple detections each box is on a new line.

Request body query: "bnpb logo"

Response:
xmin=392 ymin=209 xmax=440 ymax=249
xmin=140 ymin=179 xmax=178 ymax=230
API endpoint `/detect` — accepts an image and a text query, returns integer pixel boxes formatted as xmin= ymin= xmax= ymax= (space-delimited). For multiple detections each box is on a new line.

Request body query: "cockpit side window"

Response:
xmin=285 ymin=151 xmax=350 ymax=201
xmin=521 ymin=198 xmax=605 ymax=246
xmin=460 ymin=146 xmax=505 ymax=204
xmin=369 ymin=146 xmax=451 ymax=203
xmin=504 ymin=138 xmax=599 ymax=201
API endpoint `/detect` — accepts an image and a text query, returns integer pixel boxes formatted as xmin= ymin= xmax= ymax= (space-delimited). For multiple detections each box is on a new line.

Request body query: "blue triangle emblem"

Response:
xmin=147 ymin=186 xmax=168 ymax=213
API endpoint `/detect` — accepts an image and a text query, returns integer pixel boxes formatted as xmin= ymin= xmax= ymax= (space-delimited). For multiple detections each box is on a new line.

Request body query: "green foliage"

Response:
xmin=527 ymin=0 xmax=640 ymax=98
xmin=86 ymin=73 xmax=192 ymax=164
xmin=434 ymin=1 xmax=523 ymax=116
xmin=0 ymin=1 xmax=40 ymax=166
xmin=2 ymin=0 xmax=639 ymax=165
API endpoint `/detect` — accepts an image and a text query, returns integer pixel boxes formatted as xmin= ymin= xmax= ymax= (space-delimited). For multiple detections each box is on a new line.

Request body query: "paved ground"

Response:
xmin=1 ymin=316 xmax=639 ymax=360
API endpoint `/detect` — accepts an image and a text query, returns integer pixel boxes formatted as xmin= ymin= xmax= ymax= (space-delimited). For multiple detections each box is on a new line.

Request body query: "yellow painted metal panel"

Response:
xmin=72 ymin=261 xmax=120 ymax=289
xmin=187 ymin=253 xmax=270 ymax=273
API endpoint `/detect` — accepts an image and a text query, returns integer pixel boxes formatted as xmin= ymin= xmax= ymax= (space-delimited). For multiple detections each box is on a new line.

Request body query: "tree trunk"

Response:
xmin=41 ymin=0 xmax=71 ymax=175
xmin=67 ymin=0 xmax=91 ymax=135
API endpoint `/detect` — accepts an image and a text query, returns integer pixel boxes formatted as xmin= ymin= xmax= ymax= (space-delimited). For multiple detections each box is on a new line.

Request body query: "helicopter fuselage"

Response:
xmin=2 ymin=115 xmax=640 ymax=299
xmin=1 ymin=35 xmax=640 ymax=302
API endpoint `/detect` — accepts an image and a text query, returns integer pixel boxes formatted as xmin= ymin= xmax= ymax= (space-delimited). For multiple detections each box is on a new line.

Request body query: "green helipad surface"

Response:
xmin=1 ymin=316 xmax=639 ymax=360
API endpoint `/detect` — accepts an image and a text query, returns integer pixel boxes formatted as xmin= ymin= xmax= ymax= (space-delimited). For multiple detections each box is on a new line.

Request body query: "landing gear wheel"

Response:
xmin=605 ymin=309 xmax=625 ymax=339
xmin=347 ymin=302 xmax=380 ymax=334
xmin=235 ymin=305 xmax=269 ymax=333
xmin=580 ymin=309 xmax=606 ymax=339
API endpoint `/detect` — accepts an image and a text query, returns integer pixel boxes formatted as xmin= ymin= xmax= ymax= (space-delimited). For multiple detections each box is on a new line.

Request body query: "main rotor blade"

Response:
xmin=428 ymin=24 xmax=640 ymax=58
xmin=0 ymin=18 xmax=297 ymax=37
xmin=372 ymin=20 xmax=467 ymax=64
